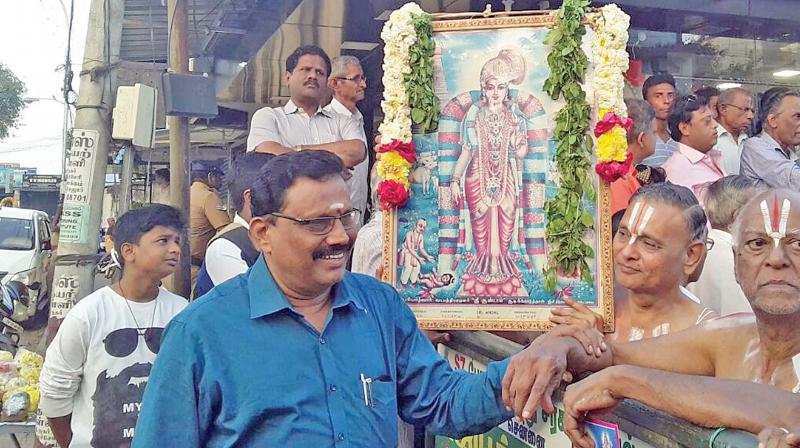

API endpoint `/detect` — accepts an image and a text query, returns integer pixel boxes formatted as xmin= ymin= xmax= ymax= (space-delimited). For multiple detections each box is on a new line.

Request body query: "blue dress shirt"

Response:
xmin=133 ymin=256 xmax=512 ymax=447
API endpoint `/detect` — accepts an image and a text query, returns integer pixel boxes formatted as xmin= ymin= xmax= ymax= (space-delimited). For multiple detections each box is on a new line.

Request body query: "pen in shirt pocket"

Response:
xmin=360 ymin=373 xmax=373 ymax=407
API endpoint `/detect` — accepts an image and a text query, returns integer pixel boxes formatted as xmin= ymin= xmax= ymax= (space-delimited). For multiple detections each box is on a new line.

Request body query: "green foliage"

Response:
xmin=542 ymin=0 xmax=595 ymax=291
xmin=0 ymin=63 xmax=27 ymax=140
xmin=405 ymin=13 xmax=439 ymax=133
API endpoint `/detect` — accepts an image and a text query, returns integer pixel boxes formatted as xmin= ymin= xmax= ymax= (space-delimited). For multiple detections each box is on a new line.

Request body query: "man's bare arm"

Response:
xmin=254 ymin=140 xmax=366 ymax=169
xmin=253 ymin=141 xmax=292 ymax=155
xmin=301 ymin=139 xmax=366 ymax=168
xmin=607 ymin=316 xmax=744 ymax=376
xmin=503 ymin=318 xmax=727 ymax=420
xmin=582 ymin=365 xmax=800 ymax=433
xmin=610 ymin=330 xmax=715 ymax=376
xmin=48 ymin=415 xmax=73 ymax=448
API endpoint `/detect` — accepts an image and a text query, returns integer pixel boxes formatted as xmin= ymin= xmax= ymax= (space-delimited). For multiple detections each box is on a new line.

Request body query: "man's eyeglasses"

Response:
xmin=335 ymin=75 xmax=367 ymax=84
xmin=270 ymin=209 xmax=362 ymax=235
xmin=722 ymin=103 xmax=755 ymax=114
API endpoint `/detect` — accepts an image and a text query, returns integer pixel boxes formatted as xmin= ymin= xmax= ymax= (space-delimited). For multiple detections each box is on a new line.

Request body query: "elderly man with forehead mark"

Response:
xmin=550 ymin=183 xmax=715 ymax=342
xmin=501 ymin=188 xmax=800 ymax=447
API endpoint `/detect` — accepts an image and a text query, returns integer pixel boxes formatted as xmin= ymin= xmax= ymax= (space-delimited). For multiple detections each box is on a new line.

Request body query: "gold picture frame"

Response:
xmin=382 ymin=14 xmax=613 ymax=332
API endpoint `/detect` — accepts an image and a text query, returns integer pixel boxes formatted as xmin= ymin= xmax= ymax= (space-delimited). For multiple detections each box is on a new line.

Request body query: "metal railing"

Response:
xmin=441 ymin=331 xmax=758 ymax=448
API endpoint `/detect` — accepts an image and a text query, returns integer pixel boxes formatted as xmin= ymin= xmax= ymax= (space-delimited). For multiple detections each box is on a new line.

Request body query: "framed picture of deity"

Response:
xmin=381 ymin=13 xmax=614 ymax=331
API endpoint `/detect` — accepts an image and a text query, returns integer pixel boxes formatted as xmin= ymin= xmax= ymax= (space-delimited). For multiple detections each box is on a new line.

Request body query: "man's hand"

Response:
xmin=502 ymin=334 xmax=571 ymax=419
xmin=759 ymin=427 xmax=800 ymax=448
xmin=563 ymin=368 xmax=624 ymax=448
xmin=550 ymin=297 xmax=604 ymax=331
xmin=549 ymin=323 xmax=607 ymax=358
xmin=423 ymin=330 xmax=451 ymax=345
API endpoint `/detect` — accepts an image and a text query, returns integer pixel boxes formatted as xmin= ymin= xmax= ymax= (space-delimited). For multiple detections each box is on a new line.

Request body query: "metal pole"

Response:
xmin=167 ymin=0 xmax=192 ymax=298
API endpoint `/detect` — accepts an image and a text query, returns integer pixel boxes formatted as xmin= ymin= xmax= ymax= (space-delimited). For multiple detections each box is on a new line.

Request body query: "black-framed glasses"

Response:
xmin=104 ymin=327 xmax=164 ymax=357
xmin=722 ymin=103 xmax=755 ymax=114
xmin=270 ymin=209 xmax=362 ymax=235
xmin=335 ymin=75 xmax=367 ymax=84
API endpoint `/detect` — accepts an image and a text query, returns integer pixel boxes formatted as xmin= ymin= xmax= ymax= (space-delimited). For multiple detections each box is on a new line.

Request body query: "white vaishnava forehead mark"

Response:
xmin=760 ymin=196 xmax=791 ymax=247
xmin=626 ymin=202 xmax=654 ymax=246
xmin=329 ymin=202 xmax=345 ymax=211
xmin=627 ymin=202 xmax=641 ymax=245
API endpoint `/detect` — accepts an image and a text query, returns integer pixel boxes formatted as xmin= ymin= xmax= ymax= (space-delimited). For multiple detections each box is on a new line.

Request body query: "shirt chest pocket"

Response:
xmin=308 ymin=118 xmax=340 ymax=145
xmin=354 ymin=376 xmax=398 ymax=432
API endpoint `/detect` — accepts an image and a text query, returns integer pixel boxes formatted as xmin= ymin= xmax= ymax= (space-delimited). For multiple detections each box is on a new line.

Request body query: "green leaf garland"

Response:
xmin=542 ymin=0 xmax=595 ymax=291
xmin=405 ymin=12 xmax=439 ymax=133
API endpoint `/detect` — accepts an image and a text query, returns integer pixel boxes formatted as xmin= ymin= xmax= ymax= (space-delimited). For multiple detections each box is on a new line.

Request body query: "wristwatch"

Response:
xmin=293 ymin=144 xmax=303 ymax=152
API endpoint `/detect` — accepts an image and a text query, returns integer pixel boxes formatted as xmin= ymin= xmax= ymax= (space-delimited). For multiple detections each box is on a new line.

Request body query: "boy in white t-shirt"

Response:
xmin=39 ymin=204 xmax=189 ymax=448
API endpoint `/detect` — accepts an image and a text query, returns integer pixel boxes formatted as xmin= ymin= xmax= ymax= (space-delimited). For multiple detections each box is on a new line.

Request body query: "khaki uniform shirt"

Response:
xmin=190 ymin=181 xmax=230 ymax=264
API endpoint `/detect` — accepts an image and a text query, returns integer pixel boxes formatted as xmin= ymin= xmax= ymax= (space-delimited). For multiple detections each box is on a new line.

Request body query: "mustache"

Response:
xmin=304 ymin=81 xmax=319 ymax=87
xmin=312 ymin=243 xmax=353 ymax=260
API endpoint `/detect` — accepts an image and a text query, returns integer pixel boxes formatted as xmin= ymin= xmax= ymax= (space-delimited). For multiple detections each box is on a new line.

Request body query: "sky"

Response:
xmin=0 ymin=0 xmax=90 ymax=175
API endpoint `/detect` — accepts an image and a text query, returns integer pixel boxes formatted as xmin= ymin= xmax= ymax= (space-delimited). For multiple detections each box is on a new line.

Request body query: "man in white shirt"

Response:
xmin=688 ymin=175 xmax=761 ymax=315
xmin=193 ymin=152 xmax=274 ymax=298
xmin=324 ymin=55 xmax=369 ymax=224
xmin=246 ymin=45 xmax=366 ymax=172
xmin=715 ymin=87 xmax=755 ymax=175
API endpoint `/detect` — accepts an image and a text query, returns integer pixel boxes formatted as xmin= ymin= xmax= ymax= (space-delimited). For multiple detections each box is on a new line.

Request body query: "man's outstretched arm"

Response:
xmin=563 ymin=365 xmax=800 ymax=448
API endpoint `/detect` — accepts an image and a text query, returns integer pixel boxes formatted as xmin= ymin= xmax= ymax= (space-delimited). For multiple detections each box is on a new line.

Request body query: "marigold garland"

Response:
xmin=377 ymin=151 xmax=412 ymax=185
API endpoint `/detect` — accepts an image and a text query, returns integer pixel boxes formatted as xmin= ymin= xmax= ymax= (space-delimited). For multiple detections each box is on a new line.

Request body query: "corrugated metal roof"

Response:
xmin=120 ymin=0 xmax=257 ymax=62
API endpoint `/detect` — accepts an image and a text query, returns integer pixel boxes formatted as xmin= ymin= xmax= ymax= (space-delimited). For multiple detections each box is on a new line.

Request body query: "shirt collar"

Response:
xmin=234 ymin=213 xmax=249 ymax=229
xmin=717 ymin=124 xmax=747 ymax=144
xmin=327 ymin=98 xmax=363 ymax=121
xmin=283 ymin=99 xmax=332 ymax=118
xmin=677 ymin=142 xmax=718 ymax=164
xmin=246 ymin=256 xmax=366 ymax=319
xmin=759 ymin=132 xmax=790 ymax=157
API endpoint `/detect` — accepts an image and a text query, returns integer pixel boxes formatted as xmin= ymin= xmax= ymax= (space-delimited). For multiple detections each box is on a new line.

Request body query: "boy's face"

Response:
xmin=121 ymin=225 xmax=181 ymax=279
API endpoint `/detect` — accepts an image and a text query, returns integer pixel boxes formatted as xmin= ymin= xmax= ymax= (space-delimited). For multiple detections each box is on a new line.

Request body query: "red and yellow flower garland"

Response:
xmin=589 ymin=4 xmax=632 ymax=183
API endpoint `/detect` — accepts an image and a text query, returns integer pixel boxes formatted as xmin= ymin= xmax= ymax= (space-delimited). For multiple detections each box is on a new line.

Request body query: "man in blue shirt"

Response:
xmin=133 ymin=150 xmax=515 ymax=447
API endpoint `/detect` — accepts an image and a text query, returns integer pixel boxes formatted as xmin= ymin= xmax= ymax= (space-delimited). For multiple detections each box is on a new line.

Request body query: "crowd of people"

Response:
xmin=35 ymin=44 xmax=800 ymax=447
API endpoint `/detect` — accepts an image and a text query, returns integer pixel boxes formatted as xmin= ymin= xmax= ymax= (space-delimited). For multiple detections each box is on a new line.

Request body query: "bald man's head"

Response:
xmin=732 ymin=189 xmax=800 ymax=315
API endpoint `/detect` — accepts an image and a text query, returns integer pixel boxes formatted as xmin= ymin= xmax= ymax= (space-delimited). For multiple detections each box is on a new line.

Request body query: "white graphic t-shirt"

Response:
xmin=39 ymin=286 xmax=187 ymax=447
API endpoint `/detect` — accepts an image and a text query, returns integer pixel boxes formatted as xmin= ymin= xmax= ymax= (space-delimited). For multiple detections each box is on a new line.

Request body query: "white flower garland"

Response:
xmin=589 ymin=4 xmax=630 ymax=118
xmin=378 ymin=2 xmax=424 ymax=145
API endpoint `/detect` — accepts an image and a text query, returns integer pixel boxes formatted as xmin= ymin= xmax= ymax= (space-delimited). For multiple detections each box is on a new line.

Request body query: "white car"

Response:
xmin=0 ymin=207 xmax=53 ymax=327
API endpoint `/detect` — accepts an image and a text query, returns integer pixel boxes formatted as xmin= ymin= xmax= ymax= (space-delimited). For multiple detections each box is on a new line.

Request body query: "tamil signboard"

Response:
xmin=22 ymin=175 xmax=61 ymax=190
xmin=60 ymin=129 xmax=98 ymax=244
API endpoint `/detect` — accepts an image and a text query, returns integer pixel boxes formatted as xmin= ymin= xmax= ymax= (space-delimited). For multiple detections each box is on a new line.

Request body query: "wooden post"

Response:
xmin=167 ymin=0 xmax=192 ymax=298
xmin=118 ymin=145 xmax=134 ymax=215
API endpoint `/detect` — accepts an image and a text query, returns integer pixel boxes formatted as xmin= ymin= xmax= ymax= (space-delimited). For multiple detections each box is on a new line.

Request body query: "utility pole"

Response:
xmin=36 ymin=0 xmax=124 ymax=445
xmin=47 ymin=0 xmax=123 ymax=335
xmin=167 ymin=0 xmax=192 ymax=298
